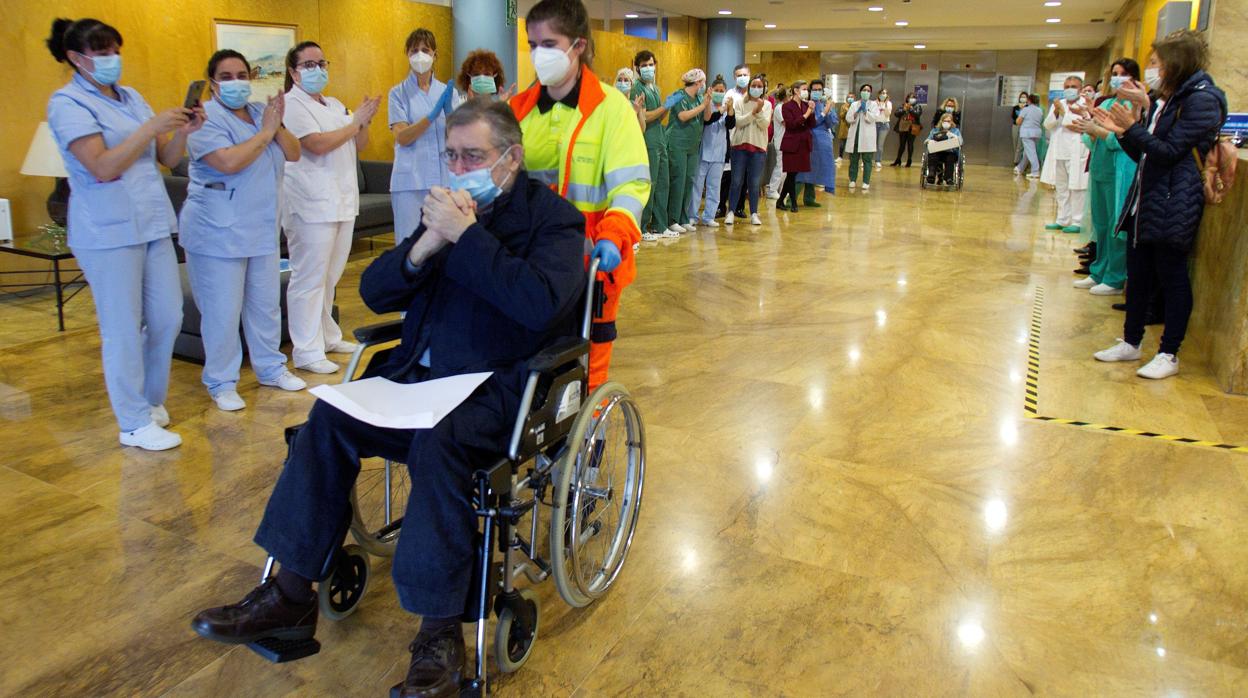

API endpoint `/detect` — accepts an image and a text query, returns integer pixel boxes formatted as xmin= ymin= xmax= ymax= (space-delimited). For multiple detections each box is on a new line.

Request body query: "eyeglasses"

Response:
xmin=440 ymin=148 xmax=498 ymax=167
xmin=297 ymin=60 xmax=330 ymax=70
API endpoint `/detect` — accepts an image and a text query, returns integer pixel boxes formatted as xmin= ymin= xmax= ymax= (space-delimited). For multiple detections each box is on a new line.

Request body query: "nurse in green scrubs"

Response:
xmin=664 ymin=67 xmax=712 ymax=235
xmin=631 ymin=50 xmax=674 ymax=240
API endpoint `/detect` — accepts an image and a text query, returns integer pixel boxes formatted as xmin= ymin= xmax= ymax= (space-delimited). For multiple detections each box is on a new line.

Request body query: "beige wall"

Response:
xmin=746 ymin=51 xmax=822 ymax=91
xmin=1207 ymin=0 xmax=1247 ymax=111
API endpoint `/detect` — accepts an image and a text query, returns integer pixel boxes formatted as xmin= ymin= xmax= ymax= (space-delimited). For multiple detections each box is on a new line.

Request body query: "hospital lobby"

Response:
xmin=1 ymin=0 xmax=1247 ymax=695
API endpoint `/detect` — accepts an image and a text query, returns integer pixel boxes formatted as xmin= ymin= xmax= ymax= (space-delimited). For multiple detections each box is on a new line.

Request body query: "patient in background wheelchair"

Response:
xmin=189 ymin=100 xmax=587 ymax=698
xmin=925 ymin=113 xmax=962 ymax=185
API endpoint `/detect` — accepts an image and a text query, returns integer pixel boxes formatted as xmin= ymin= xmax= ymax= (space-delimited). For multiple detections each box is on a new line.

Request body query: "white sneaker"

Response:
xmin=766 ymin=191 xmax=780 ymax=200
xmin=212 ymin=390 xmax=246 ymax=412
xmin=119 ymin=422 xmax=182 ymax=451
xmin=750 ymin=213 xmax=762 ymax=226
xmin=862 ymin=183 xmax=870 ymax=191
xmin=326 ymin=340 xmax=360 ymax=354
xmin=663 ymin=225 xmax=682 ymax=238
xmin=1094 ymin=339 xmax=1142 ymax=363
xmin=150 ymin=404 xmax=170 ymax=428
xmin=641 ymin=231 xmax=662 ymax=242
xmin=835 ymin=157 xmax=843 ymax=165
xmin=725 ymin=212 xmax=735 ymax=226
xmin=1026 ymin=173 xmax=1040 ymax=179
xmin=1012 ymin=168 xmax=1022 ymax=176
xmin=687 ymin=219 xmax=699 ymax=230
xmin=701 ymin=219 xmax=719 ymax=228
xmin=260 ymin=370 xmax=307 ymax=392
xmin=875 ymin=163 xmax=882 ymax=170
xmin=297 ymin=359 xmax=340 ymax=374
xmin=1090 ymin=283 xmax=1123 ymax=296
xmin=1137 ymin=353 xmax=1179 ymax=380
xmin=1073 ymin=276 xmax=1097 ymax=289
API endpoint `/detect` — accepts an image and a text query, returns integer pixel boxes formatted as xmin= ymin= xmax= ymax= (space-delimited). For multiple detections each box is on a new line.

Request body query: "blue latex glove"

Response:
xmin=591 ymin=240 xmax=622 ymax=273
xmin=429 ymin=86 xmax=453 ymax=119
xmin=663 ymin=91 xmax=684 ymax=110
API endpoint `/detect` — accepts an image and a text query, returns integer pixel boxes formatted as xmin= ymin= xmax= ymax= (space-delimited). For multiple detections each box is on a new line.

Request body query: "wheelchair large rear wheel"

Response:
xmin=550 ymin=382 xmax=645 ymax=608
xmin=350 ymin=458 xmax=409 ymax=557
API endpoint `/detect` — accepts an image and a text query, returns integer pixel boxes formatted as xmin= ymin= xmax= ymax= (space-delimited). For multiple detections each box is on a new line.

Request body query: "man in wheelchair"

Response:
xmin=190 ymin=100 xmax=588 ymax=698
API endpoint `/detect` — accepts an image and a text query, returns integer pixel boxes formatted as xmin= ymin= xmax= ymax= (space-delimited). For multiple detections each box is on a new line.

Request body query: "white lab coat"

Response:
xmin=845 ymin=100 xmax=882 ymax=153
xmin=1040 ymin=99 xmax=1090 ymax=190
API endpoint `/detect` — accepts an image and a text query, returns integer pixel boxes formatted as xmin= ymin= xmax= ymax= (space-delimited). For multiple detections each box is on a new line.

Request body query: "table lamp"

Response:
xmin=20 ymin=122 xmax=70 ymax=227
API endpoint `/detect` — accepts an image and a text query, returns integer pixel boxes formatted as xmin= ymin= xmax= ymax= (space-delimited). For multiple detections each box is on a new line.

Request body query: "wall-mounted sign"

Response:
xmin=913 ymin=84 xmax=929 ymax=104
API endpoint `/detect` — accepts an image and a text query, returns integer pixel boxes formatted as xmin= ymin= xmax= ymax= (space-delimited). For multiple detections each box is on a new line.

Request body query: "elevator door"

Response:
xmin=852 ymin=70 xmax=906 ymax=120
xmin=936 ymin=72 xmax=996 ymax=164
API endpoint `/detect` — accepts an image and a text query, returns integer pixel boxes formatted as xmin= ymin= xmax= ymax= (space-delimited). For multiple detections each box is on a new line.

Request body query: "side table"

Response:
xmin=0 ymin=237 xmax=86 ymax=331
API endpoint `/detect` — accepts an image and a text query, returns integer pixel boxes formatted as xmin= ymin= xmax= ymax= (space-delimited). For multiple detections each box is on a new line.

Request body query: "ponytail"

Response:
xmin=46 ymin=17 xmax=122 ymax=65
xmin=285 ymin=40 xmax=321 ymax=92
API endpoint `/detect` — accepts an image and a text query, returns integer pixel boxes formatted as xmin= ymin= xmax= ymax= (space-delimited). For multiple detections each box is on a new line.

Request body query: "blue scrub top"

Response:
xmin=180 ymin=98 xmax=285 ymax=258
xmin=387 ymin=74 xmax=450 ymax=193
xmin=47 ymin=73 xmax=176 ymax=251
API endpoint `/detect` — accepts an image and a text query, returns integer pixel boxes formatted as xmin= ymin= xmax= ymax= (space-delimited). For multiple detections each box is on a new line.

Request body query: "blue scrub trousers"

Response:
xmin=73 ymin=237 xmax=182 ymax=432
xmin=186 ymin=252 xmax=288 ymax=395
xmin=392 ymin=189 xmax=430 ymax=244
xmin=689 ymin=160 xmax=725 ymax=224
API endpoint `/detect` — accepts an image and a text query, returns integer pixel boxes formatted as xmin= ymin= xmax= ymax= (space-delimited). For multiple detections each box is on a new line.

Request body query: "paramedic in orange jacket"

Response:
xmin=510 ymin=0 xmax=650 ymax=390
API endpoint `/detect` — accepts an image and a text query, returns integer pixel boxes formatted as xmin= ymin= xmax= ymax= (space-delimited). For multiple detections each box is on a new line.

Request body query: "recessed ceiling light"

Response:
xmin=1046 ymin=17 xmax=1061 ymax=22
xmin=718 ymin=9 xmax=733 ymax=14
xmin=798 ymin=44 xmax=809 ymax=48
xmin=913 ymin=44 xmax=926 ymax=49
xmin=625 ymin=12 xmax=639 ymax=18
xmin=1047 ymin=43 xmax=1059 ymax=47
xmin=1044 ymin=1 xmax=1062 ymax=5
xmin=868 ymin=6 xmax=884 ymax=10
xmin=764 ymin=23 xmax=777 ymax=28
xmin=895 ymin=20 xmax=909 ymax=26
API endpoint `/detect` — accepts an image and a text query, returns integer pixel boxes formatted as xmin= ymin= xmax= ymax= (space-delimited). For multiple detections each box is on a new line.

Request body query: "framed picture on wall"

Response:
xmin=213 ymin=19 xmax=298 ymax=100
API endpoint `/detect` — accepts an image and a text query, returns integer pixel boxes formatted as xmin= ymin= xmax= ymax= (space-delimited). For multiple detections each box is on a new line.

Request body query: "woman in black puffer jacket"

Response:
xmin=1090 ymin=30 xmax=1226 ymax=380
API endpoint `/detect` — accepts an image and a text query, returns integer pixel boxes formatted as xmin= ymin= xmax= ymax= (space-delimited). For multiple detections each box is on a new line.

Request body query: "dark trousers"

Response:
xmin=927 ymin=151 xmax=957 ymax=182
xmin=253 ymin=377 xmax=512 ymax=617
xmin=1123 ymin=236 xmax=1193 ymax=355
xmin=893 ymin=132 xmax=916 ymax=165
xmin=778 ymin=172 xmax=798 ymax=206
xmin=716 ymin=168 xmax=733 ymax=217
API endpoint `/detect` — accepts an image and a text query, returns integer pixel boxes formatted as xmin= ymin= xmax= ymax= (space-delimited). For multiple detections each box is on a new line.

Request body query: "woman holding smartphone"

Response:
xmin=282 ymin=41 xmax=381 ymax=375
xmin=180 ymin=49 xmax=305 ymax=411
xmin=46 ymin=17 xmax=201 ymax=451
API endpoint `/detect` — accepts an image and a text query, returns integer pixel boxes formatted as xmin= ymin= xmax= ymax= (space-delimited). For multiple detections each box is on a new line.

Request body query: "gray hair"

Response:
xmin=446 ymin=99 xmax=523 ymax=152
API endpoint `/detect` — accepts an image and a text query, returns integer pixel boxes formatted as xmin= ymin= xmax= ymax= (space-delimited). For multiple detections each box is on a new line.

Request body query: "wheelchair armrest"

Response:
xmin=353 ymin=319 xmax=404 ymax=345
xmin=527 ymin=337 xmax=589 ymax=375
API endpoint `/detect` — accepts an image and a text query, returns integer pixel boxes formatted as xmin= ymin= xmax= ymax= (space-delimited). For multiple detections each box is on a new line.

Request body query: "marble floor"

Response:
xmin=3 ymin=165 xmax=1247 ymax=697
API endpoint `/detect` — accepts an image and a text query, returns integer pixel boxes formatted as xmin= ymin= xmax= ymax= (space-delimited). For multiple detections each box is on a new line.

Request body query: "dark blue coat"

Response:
xmin=359 ymin=170 xmax=587 ymax=394
xmin=1115 ymin=70 xmax=1226 ymax=251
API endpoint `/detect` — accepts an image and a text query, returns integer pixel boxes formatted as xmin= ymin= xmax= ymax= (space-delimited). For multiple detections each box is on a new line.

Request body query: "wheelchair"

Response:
xmin=919 ymin=137 xmax=965 ymax=191
xmin=251 ymin=260 xmax=646 ymax=696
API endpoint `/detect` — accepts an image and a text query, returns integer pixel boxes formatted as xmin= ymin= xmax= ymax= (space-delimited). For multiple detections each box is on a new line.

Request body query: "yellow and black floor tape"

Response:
xmin=1022 ymin=286 xmax=1248 ymax=453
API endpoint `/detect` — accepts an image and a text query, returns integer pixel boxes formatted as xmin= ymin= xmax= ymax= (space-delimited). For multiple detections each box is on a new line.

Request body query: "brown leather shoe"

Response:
xmin=390 ymin=625 xmax=466 ymax=698
xmin=191 ymin=578 xmax=317 ymax=644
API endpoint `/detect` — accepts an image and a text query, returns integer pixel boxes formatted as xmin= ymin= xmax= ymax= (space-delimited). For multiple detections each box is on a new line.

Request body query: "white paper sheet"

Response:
xmin=308 ymin=372 xmax=493 ymax=430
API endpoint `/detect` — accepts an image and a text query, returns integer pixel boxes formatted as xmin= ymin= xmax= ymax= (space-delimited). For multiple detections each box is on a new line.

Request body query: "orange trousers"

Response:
xmin=588 ymin=278 xmax=622 ymax=391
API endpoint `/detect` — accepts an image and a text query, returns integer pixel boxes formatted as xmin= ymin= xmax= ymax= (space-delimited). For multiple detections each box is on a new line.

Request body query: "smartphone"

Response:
xmin=183 ymin=80 xmax=207 ymax=109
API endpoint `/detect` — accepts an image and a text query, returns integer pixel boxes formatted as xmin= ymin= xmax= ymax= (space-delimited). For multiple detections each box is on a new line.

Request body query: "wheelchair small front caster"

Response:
xmin=318 ymin=544 xmax=370 ymax=621
xmin=493 ymin=588 xmax=540 ymax=673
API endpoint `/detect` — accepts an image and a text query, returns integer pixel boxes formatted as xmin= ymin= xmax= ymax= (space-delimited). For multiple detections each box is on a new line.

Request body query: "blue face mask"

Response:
xmin=639 ymin=66 xmax=656 ymax=83
xmin=449 ymin=146 xmax=515 ymax=205
xmin=85 ymin=53 xmax=122 ymax=85
xmin=736 ymin=74 xmax=749 ymax=89
xmin=216 ymin=80 xmax=252 ymax=109
xmin=1063 ymin=87 xmax=1079 ymax=102
xmin=616 ymin=81 xmax=631 ymax=94
xmin=810 ymin=90 xmax=823 ymax=101
xmin=300 ymin=67 xmax=329 ymax=95
xmin=748 ymin=87 xmax=763 ymax=98
xmin=1109 ymin=75 xmax=1128 ymax=90
xmin=470 ymin=75 xmax=498 ymax=95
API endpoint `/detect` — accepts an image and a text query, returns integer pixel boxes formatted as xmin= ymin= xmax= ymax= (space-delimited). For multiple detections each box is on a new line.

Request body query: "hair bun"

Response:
xmin=47 ymin=18 xmax=73 ymax=62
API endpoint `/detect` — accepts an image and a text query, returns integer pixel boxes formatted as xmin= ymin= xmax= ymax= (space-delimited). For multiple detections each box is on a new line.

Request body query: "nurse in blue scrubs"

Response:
xmin=180 ymin=50 xmax=306 ymax=412
xmin=45 ymin=17 xmax=200 ymax=451
xmin=387 ymin=28 xmax=452 ymax=243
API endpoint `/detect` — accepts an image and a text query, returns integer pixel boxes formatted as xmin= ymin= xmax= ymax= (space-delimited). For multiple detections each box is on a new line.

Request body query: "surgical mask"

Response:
xmin=799 ymin=89 xmax=809 ymax=100
xmin=944 ymin=105 xmax=954 ymax=113
xmin=711 ymin=91 xmax=724 ymax=104
xmin=409 ymin=51 xmax=434 ymax=75
xmin=860 ymin=90 xmax=871 ymax=100
xmin=735 ymin=74 xmax=749 ymax=89
xmin=879 ymin=93 xmax=888 ymax=100
xmin=532 ymin=43 xmax=576 ymax=85
xmin=1109 ymin=75 xmax=1128 ymax=91
xmin=697 ymin=83 xmax=706 ymax=96
xmin=811 ymin=90 xmax=823 ymax=101
xmin=1144 ymin=67 xmax=1161 ymax=90
xmin=909 ymin=98 xmax=917 ymax=105
xmin=748 ymin=87 xmax=763 ymax=98
xmin=449 ymin=146 xmax=515 ymax=205
xmin=1063 ymin=87 xmax=1079 ymax=102
xmin=84 ymin=53 xmax=122 ymax=85
xmin=470 ymin=75 xmax=497 ymax=95
xmin=299 ymin=67 xmax=329 ymax=95
xmin=616 ymin=81 xmax=631 ymax=94
xmin=941 ymin=122 xmax=952 ymax=130
xmin=216 ymin=79 xmax=252 ymax=109
xmin=1019 ymin=97 xmax=1028 ymax=105
xmin=639 ymin=65 xmax=656 ymax=83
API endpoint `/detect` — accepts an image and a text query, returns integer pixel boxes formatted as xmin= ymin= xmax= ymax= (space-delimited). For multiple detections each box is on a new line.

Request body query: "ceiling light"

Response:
xmin=895 ymin=20 xmax=909 ymax=26
xmin=798 ymin=44 xmax=809 ymax=48
xmin=625 ymin=12 xmax=639 ymax=18
xmin=913 ymin=44 xmax=926 ymax=48
xmin=764 ymin=23 xmax=777 ymax=28
xmin=868 ymin=5 xmax=884 ymax=10
xmin=1044 ymin=1 xmax=1062 ymax=5
xmin=1046 ymin=43 xmax=1059 ymax=47
xmin=1046 ymin=17 xmax=1061 ymax=22
xmin=718 ymin=9 xmax=733 ymax=14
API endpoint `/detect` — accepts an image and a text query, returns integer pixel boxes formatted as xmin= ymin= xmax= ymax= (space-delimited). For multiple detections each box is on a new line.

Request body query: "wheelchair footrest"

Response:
xmin=246 ymin=636 xmax=322 ymax=663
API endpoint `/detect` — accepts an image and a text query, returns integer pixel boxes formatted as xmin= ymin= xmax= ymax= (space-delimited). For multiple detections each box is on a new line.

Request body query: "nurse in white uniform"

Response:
xmin=180 ymin=49 xmax=306 ymax=411
xmin=45 ymin=17 xmax=198 ymax=451
xmin=387 ymin=28 xmax=452 ymax=243
xmin=281 ymin=41 xmax=381 ymax=374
